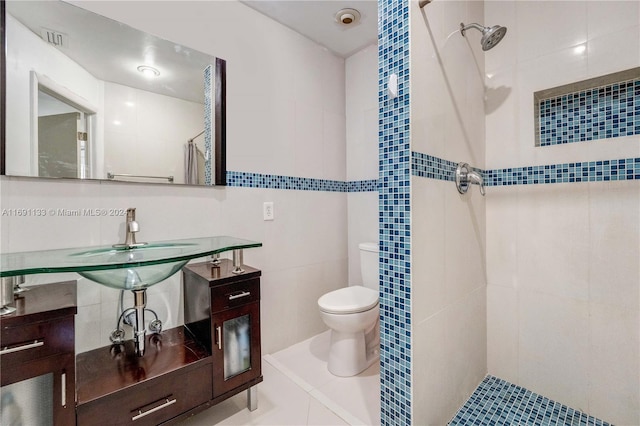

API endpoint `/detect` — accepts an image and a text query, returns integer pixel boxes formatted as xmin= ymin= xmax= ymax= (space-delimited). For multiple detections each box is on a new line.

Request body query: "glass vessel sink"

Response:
xmin=1 ymin=236 xmax=262 ymax=356
xmin=0 ymin=236 xmax=262 ymax=290
xmin=71 ymin=243 xmax=197 ymax=290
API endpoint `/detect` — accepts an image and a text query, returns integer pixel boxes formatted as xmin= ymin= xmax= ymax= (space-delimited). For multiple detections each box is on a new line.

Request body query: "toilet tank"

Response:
xmin=359 ymin=242 xmax=379 ymax=290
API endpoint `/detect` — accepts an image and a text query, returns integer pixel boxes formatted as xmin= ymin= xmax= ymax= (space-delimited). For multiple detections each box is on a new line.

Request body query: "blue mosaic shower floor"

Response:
xmin=448 ymin=375 xmax=611 ymax=426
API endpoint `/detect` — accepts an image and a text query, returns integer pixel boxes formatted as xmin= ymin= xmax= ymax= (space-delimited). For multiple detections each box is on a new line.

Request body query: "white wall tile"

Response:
xmin=486 ymin=285 xmax=518 ymax=384
xmin=2 ymin=178 xmax=102 ymax=252
xmin=484 ymin=1 xmax=518 ymax=74
xmin=518 ymin=289 xmax=590 ymax=412
xmin=413 ymin=288 xmax=486 ymax=426
xmin=413 ymin=307 xmax=457 ymax=426
xmin=588 ymin=181 xmax=640 ymax=310
xmin=516 ymin=184 xmax=589 ymax=301
xmin=346 ymin=192 xmax=378 ymax=286
xmin=294 ymin=102 xmax=325 ymax=179
xmin=485 ymin=185 xmax=518 ymax=288
xmin=484 ymin=66 xmax=518 ymax=168
xmin=346 ymin=45 xmax=378 ymax=181
xmin=588 ymin=303 xmax=640 ymax=425
xmin=75 ymin=304 xmax=104 ymax=354
xmin=323 ymin=111 xmax=347 ymax=181
xmin=411 ymin=178 xmax=446 ymax=323
xmin=586 ymin=1 xmax=640 ymax=39
xmin=515 ymin=1 xmax=587 ymax=63
xmin=410 ymin=1 xmax=450 ymax=159
xmin=444 ymin=186 xmax=486 ymax=304
xmin=586 ymin=25 xmax=640 ymax=78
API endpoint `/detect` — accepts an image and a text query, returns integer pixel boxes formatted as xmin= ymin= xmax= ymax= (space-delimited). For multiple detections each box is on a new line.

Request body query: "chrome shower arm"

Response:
xmin=460 ymin=22 xmax=485 ymax=36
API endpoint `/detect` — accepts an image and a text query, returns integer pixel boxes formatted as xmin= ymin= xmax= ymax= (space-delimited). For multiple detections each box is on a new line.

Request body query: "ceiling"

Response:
xmin=240 ymin=1 xmax=378 ymax=58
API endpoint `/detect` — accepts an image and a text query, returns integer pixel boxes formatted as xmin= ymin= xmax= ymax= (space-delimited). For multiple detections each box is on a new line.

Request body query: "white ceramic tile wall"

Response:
xmin=1 ymin=0 xmax=352 ymax=356
xmin=485 ymin=2 xmax=640 ymax=424
xmin=410 ymin=0 xmax=487 ymax=423
xmin=104 ymin=82 xmax=204 ymax=184
xmin=346 ymin=44 xmax=379 ymax=285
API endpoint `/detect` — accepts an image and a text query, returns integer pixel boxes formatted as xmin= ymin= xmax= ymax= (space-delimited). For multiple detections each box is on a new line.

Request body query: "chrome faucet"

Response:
xmin=455 ymin=162 xmax=485 ymax=196
xmin=113 ymin=208 xmax=147 ymax=248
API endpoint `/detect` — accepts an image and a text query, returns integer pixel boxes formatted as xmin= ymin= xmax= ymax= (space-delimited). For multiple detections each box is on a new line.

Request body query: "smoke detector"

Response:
xmin=335 ymin=8 xmax=361 ymax=26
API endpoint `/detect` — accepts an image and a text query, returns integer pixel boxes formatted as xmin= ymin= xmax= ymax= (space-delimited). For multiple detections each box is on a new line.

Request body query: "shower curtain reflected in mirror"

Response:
xmin=185 ymin=138 xmax=205 ymax=185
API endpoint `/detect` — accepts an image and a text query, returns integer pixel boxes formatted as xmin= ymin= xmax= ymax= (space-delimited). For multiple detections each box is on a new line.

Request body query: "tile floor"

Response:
xmin=182 ymin=331 xmax=380 ymax=425
xmin=449 ymin=375 xmax=612 ymax=426
xmin=182 ymin=333 xmax=614 ymax=426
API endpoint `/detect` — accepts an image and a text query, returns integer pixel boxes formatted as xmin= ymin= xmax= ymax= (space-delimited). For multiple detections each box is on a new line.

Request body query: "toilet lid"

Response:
xmin=318 ymin=286 xmax=379 ymax=314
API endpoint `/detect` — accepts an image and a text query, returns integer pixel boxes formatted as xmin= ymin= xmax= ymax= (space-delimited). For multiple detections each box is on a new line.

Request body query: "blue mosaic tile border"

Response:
xmin=411 ymin=151 xmax=640 ymax=187
xmin=226 ymin=171 xmax=346 ymax=191
xmin=378 ymin=0 xmax=412 ymax=424
xmin=348 ymin=179 xmax=379 ymax=192
xmin=485 ymin=158 xmax=640 ymax=186
xmin=226 ymin=171 xmax=378 ymax=193
xmin=538 ymin=77 xmax=640 ymax=146
xmin=449 ymin=375 xmax=611 ymax=426
xmin=411 ymin=151 xmax=457 ymax=181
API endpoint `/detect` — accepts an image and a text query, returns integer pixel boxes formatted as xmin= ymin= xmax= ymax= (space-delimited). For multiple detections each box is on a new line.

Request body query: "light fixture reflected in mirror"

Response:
xmin=136 ymin=65 xmax=160 ymax=78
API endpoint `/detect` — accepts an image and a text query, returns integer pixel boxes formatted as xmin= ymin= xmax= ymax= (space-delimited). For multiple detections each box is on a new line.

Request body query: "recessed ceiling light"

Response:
xmin=335 ymin=8 xmax=361 ymax=26
xmin=137 ymin=65 xmax=160 ymax=78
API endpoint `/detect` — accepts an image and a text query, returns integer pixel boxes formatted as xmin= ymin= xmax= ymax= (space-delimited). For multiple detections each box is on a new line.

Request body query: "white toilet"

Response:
xmin=318 ymin=242 xmax=379 ymax=377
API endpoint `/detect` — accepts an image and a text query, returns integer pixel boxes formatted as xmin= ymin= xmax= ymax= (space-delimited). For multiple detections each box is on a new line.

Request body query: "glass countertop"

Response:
xmin=0 ymin=236 xmax=262 ymax=278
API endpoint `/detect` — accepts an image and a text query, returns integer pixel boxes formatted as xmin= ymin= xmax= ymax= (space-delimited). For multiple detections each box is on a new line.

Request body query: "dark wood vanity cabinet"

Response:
xmin=74 ymin=259 xmax=263 ymax=425
xmin=183 ymin=260 xmax=263 ymax=402
xmin=76 ymin=327 xmax=212 ymax=426
xmin=0 ymin=281 xmax=77 ymax=426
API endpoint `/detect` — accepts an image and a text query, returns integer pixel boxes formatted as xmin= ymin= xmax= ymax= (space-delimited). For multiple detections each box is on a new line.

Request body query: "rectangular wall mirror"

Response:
xmin=1 ymin=0 xmax=226 ymax=186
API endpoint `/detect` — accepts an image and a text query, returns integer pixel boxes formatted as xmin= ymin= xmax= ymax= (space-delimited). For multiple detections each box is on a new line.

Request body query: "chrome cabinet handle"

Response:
xmin=0 ymin=340 xmax=44 ymax=355
xmin=132 ymin=398 xmax=177 ymax=421
xmin=228 ymin=291 xmax=251 ymax=300
xmin=61 ymin=372 xmax=66 ymax=407
xmin=216 ymin=326 xmax=222 ymax=350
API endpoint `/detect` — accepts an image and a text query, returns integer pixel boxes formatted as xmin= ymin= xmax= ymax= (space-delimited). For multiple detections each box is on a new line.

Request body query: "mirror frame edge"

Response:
xmin=215 ymin=58 xmax=226 ymax=186
xmin=1 ymin=0 xmax=6 ymax=176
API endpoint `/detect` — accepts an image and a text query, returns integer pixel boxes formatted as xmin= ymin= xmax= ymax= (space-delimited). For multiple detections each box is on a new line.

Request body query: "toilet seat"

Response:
xmin=318 ymin=286 xmax=378 ymax=314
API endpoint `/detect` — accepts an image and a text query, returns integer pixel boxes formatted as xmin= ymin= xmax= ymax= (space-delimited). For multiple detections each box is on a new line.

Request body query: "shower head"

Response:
xmin=460 ymin=22 xmax=507 ymax=51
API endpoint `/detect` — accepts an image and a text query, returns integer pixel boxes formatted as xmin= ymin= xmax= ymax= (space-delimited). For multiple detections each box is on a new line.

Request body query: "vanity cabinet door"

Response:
xmin=211 ymin=301 xmax=261 ymax=398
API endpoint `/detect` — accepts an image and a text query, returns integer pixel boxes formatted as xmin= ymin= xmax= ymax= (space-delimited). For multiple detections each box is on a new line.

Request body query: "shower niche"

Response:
xmin=535 ymin=67 xmax=640 ymax=147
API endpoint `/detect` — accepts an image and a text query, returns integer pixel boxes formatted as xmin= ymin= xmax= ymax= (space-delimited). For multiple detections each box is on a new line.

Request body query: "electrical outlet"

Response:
xmin=263 ymin=202 xmax=274 ymax=221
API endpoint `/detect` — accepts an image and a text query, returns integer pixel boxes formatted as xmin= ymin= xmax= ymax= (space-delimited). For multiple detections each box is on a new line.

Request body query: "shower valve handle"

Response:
xmin=455 ymin=162 xmax=485 ymax=196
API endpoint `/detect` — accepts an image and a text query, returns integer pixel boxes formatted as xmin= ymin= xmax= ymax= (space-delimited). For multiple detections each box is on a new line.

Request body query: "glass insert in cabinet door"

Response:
xmin=1 ymin=373 xmax=54 ymax=425
xmin=223 ymin=314 xmax=251 ymax=380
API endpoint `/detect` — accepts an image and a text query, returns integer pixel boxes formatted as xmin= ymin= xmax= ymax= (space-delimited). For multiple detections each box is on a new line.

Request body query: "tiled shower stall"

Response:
xmin=379 ymin=0 xmax=639 ymax=424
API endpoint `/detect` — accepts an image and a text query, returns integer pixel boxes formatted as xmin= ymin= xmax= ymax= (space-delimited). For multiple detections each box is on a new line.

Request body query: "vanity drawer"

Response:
xmin=210 ymin=278 xmax=260 ymax=313
xmin=77 ymin=361 xmax=212 ymax=426
xmin=0 ymin=316 xmax=74 ymax=366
